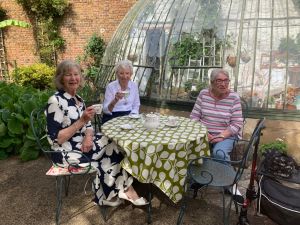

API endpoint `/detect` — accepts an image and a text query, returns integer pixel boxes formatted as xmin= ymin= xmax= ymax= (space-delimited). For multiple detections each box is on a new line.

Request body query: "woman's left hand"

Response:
xmin=208 ymin=133 xmax=224 ymax=143
xmin=81 ymin=135 xmax=93 ymax=152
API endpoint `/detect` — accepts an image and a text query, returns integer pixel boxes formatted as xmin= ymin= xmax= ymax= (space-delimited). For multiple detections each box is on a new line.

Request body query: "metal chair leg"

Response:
xmin=223 ymin=188 xmax=235 ymax=225
xmin=176 ymin=194 xmax=187 ymax=225
xmin=64 ymin=175 xmax=70 ymax=196
xmin=221 ymin=188 xmax=226 ymax=225
xmin=147 ymin=184 xmax=152 ymax=224
xmin=55 ymin=176 xmax=64 ymax=225
xmin=98 ymin=205 xmax=108 ymax=222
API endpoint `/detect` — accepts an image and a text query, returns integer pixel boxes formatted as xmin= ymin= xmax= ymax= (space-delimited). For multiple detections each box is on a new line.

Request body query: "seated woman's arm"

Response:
xmin=47 ymin=96 xmax=95 ymax=147
xmin=217 ymin=96 xmax=243 ymax=140
xmin=103 ymin=84 xmax=117 ymax=114
xmin=57 ymin=107 xmax=94 ymax=145
xmin=190 ymin=92 xmax=202 ymax=121
xmin=81 ymin=127 xmax=94 ymax=152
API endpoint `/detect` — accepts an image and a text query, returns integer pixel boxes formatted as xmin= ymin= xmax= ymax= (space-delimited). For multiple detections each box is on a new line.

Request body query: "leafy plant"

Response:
xmin=0 ymin=19 xmax=31 ymax=28
xmin=77 ymin=34 xmax=106 ymax=102
xmin=12 ymin=63 xmax=55 ymax=90
xmin=183 ymin=79 xmax=208 ymax=99
xmin=278 ymin=36 xmax=300 ymax=55
xmin=84 ymin=34 xmax=106 ymax=66
xmin=0 ymin=82 xmax=52 ymax=160
xmin=259 ymin=139 xmax=288 ymax=155
xmin=16 ymin=0 xmax=69 ymax=66
xmin=169 ymin=29 xmax=223 ymax=66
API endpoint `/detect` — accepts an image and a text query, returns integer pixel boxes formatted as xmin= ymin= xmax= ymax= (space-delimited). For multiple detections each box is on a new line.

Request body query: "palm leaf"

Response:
xmin=0 ymin=19 xmax=31 ymax=28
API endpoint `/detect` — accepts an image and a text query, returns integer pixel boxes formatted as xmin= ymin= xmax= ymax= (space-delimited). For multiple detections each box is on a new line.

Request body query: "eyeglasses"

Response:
xmin=215 ymin=79 xmax=230 ymax=85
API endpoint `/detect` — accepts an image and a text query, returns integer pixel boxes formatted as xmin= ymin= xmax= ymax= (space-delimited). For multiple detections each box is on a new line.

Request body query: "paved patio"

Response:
xmin=0 ymin=156 xmax=277 ymax=225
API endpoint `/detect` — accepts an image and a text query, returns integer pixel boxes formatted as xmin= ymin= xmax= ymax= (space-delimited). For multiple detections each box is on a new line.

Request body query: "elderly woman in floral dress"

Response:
xmin=45 ymin=60 xmax=148 ymax=206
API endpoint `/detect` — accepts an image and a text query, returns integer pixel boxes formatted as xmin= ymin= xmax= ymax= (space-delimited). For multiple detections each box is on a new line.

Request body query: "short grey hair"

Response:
xmin=114 ymin=59 xmax=133 ymax=75
xmin=54 ymin=60 xmax=84 ymax=91
xmin=210 ymin=68 xmax=229 ymax=83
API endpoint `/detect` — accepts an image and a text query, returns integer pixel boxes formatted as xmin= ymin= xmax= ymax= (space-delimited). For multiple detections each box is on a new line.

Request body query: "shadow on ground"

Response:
xmin=0 ymin=156 xmax=277 ymax=225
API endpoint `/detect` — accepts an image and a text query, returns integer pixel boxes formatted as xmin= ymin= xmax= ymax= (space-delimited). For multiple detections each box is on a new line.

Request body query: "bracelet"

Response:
xmin=218 ymin=134 xmax=225 ymax=139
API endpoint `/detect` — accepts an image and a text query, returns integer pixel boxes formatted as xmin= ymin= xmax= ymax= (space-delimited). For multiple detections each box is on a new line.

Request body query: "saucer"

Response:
xmin=165 ymin=121 xmax=178 ymax=127
xmin=120 ymin=124 xmax=135 ymax=130
xmin=128 ymin=114 xmax=140 ymax=119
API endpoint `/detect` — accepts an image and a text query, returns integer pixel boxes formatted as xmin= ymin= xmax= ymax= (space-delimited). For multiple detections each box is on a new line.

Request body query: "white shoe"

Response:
xmin=118 ymin=191 xmax=149 ymax=206
xmin=231 ymin=184 xmax=241 ymax=195
xmin=230 ymin=184 xmax=244 ymax=205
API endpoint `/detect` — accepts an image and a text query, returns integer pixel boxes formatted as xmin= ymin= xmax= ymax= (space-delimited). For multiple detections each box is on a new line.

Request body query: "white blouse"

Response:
xmin=103 ymin=80 xmax=140 ymax=115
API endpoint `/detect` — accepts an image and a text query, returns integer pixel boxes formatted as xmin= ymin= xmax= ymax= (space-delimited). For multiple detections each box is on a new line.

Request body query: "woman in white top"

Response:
xmin=102 ymin=59 xmax=140 ymax=123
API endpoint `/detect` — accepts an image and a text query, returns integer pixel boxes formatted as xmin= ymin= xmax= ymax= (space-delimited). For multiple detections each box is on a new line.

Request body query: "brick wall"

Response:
xmin=1 ymin=0 xmax=137 ymax=71
xmin=1 ymin=1 xmax=38 ymax=70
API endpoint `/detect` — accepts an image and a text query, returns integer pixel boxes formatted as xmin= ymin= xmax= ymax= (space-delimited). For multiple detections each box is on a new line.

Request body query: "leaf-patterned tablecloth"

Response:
xmin=101 ymin=115 xmax=210 ymax=203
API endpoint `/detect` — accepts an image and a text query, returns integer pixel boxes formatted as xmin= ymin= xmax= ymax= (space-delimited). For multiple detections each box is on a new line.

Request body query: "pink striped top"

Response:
xmin=190 ymin=89 xmax=243 ymax=138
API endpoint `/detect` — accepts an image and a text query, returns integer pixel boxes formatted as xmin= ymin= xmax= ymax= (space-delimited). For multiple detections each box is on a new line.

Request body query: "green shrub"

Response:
xmin=259 ymin=139 xmax=288 ymax=155
xmin=84 ymin=34 xmax=106 ymax=66
xmin=12 ymin=63 xmax=55 ymax=90
xmin=0 ymin=82 xmax=52 ymax=161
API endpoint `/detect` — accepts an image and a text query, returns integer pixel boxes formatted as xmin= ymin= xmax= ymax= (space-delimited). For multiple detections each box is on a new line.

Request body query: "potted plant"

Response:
xmin=185 ymin=80 xmax=207 ymax=99
xmin=259 ymin=138 xmax=287 ymax=156
xmin=169 ymin=29 xmax=223 ymax=66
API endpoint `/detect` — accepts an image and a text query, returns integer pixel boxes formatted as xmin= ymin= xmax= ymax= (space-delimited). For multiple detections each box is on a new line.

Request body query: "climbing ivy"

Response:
xmin=16 ymin=0 xmax=69 ymax=66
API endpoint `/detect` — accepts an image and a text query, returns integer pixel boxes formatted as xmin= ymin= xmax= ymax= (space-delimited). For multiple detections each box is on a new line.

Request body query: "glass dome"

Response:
xmin=97 ymin=0 xmax=300 ymax=118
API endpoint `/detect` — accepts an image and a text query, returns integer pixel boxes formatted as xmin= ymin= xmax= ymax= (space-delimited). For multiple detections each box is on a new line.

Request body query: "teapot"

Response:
xmin=142 ymin=112 xmax=160 ymax=130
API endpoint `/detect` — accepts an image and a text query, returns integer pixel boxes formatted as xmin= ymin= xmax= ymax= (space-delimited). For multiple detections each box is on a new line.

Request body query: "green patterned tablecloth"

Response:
xmin=101 ymin=115 xmax=210 ymax=203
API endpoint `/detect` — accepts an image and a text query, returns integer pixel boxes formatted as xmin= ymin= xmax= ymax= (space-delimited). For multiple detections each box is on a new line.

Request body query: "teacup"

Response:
xmin=120 ymin=90 xmax=130 ymax=98
xmin=167 ymin=116 xmax=178 ymax=126
xmin=93 ymin=104 xmax=103 ymax=114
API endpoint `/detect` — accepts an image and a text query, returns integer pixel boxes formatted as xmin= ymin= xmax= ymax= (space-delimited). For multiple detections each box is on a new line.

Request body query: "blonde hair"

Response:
xmin=54 ymin=60 xmax=84 ymax=90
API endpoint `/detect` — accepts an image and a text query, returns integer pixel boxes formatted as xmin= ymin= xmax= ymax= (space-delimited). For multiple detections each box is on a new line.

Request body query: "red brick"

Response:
xmin=1 ymin=0 xmax=137 ymax=71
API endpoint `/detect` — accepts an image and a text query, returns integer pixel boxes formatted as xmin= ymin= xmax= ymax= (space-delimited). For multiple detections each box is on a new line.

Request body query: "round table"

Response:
xmin=101 ymin=115 xmax=210 ymax=203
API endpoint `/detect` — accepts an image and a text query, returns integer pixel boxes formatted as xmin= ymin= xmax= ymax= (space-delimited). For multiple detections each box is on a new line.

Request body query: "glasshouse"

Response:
xmin=97 ymin=0 xmax=300 ymax=120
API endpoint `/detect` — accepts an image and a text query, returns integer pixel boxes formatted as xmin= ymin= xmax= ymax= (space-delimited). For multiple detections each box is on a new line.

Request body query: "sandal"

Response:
xmin=118 ymin=190 xmax=149 ymax=206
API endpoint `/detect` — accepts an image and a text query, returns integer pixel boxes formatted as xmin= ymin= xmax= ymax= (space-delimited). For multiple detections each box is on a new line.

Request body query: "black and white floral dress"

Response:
xmin=46 ymin=90 xmax=133 ymax=205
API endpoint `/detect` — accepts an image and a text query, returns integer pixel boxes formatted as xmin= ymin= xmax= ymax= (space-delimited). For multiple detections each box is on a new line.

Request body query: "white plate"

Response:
xmin=165 ymin=121 xmax=179 ymax=127
xmin=120 ymin=124 xmax=135 ymax=130
xmin=128 ymin=114 xmax=140 ymax=119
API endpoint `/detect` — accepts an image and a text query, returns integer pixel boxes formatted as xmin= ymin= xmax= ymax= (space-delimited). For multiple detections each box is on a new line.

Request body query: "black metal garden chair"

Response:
xmin=30 ymin=107 xmax=107 ymax=225
xmin=177 ymin=118 xmax=265 ymax=225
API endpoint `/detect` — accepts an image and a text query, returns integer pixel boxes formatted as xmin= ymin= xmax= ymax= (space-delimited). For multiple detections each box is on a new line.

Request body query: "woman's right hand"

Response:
xmin=80 ymin=106 xmax=95 ymax=123
xmin=115 ymin=91 xmax=125 ymax=101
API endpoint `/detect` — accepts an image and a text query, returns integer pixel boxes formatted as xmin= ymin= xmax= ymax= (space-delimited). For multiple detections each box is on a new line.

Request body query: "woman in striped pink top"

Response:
xmin=190 ymin=68 xmax=243 ymax=161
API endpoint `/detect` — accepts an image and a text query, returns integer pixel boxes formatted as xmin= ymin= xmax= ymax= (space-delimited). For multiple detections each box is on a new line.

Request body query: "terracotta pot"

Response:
xmin=227 ymin=55 xmax=237 ymax=67
xmin=286 ymin=104 xmax=297 ymax=110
